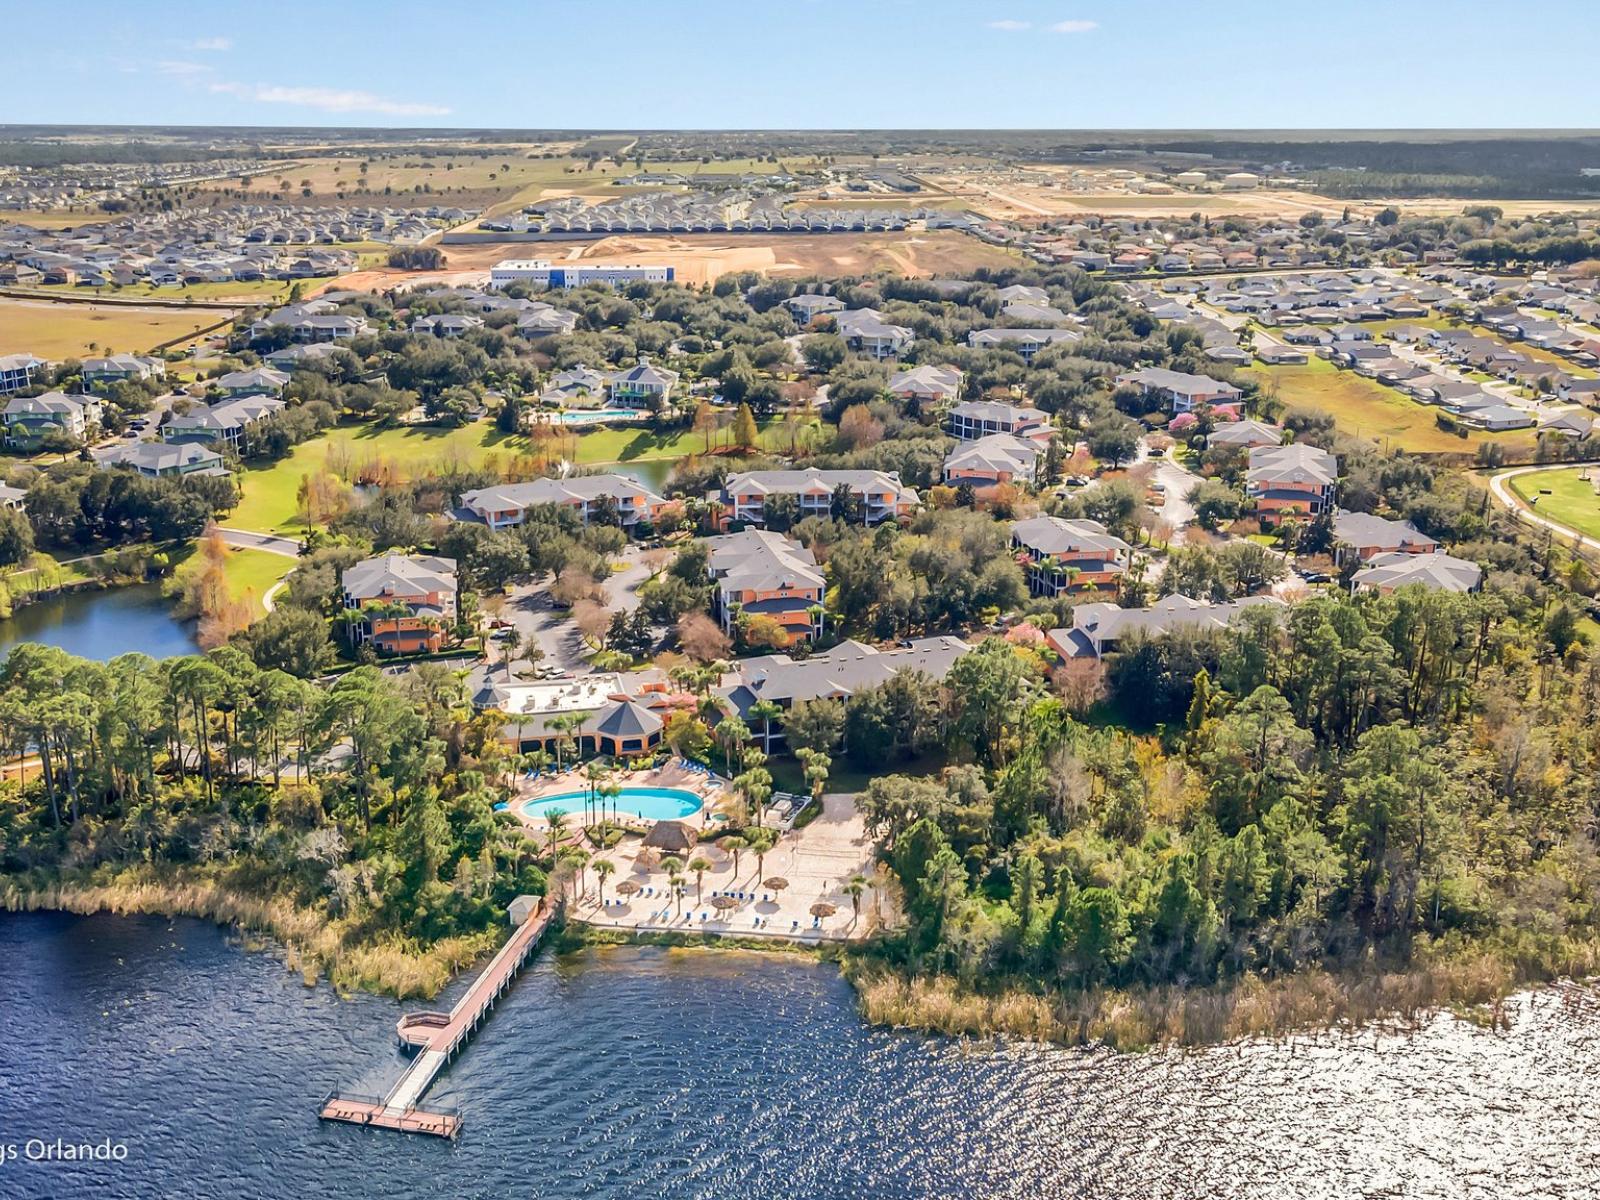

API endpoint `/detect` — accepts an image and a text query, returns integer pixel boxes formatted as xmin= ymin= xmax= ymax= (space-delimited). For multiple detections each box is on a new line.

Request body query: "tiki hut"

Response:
xmin=641 ymin=819 xmax=698 ymax=856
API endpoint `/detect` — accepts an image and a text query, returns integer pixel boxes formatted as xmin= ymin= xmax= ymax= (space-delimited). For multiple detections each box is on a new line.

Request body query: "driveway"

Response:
xmin=216 ymin=528 xmax=302 ymax=557
xmin=1136 ymin=439 xmax=1201 ymax=532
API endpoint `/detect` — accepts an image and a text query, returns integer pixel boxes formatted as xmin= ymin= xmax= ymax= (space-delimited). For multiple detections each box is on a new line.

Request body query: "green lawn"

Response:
xmin=228 ymin=416 xmax=823 ymax=534
xmin=1509 ymin=466 xmax=1600 ymax=541
xmin=220 ymin=547 xmax=296 ymax=613
xmin=1245 ymin=357 xmax=1533 ymax=456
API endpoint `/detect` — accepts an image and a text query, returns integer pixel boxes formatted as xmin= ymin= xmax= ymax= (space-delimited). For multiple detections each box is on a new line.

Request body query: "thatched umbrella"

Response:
xmin=763 ymin=877 xmax=790 ymax=893
xmin=809 ymin=902 xmax=837 ymax=919
xmin=711 ymin=895 xmax=740 ymax=913
xmin=633 ymin=848 xmax=660 ymax=871
xmin=615 ymin=880 xmax=641 ymax=898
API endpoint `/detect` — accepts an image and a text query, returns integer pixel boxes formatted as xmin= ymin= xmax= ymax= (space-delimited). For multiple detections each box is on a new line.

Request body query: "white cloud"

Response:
xmin=986 ymin=18 xmax=1031 ymax=30
xmin=208 ymin=81 xmax=451 ymax=117
xmin=156 ymin=60 xmax=214 ymax=77
xmin=1049 ymin=19 xmax=1099 ymax=33
xmin=190 ymin=36 xmax=233 ymax=51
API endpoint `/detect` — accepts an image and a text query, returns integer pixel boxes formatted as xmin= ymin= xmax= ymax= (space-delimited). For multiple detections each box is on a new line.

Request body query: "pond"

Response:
xmin=0 ymin=582 xmax=199 ymax=661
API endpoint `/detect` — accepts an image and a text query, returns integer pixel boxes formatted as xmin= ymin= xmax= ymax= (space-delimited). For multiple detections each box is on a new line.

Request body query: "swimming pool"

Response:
xmin=536 ymin=409 xmax=646 ymax=425
xmin=520 ymin=786 xmax=704 ymax=823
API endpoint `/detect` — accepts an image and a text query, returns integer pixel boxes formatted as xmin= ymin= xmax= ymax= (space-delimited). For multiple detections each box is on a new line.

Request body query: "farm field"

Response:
xmin=0 ymin=297 xmax=231 ymax=358
xmin=1245 ymin=356 xmax=1535 ymax=455
xmin=1509 ymin=466 xmax=1600 ymax=541
xmin=226 ymin=415 xmax=821 ymax=534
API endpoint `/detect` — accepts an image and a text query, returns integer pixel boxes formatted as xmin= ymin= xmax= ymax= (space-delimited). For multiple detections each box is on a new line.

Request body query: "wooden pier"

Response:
xmin=318 ymin=895 xmax=558 ymax=1140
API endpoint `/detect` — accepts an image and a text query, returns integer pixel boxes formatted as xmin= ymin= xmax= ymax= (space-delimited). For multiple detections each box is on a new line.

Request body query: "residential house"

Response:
xmin=947 ymin=399 xmax=1048 ymax=441
xmin=517 ymin=308 xmax=577 ymax=337
xmin=1048 ymin=594 xmax=1286 ymax=659
xmin=81 ymin=354 xmax=165 ymax=391
xmin=340 ymin=554 xmax=458 ymax=654
xmin=98 ymin=440 xmax=228 ymax=478
xmin=967 ymin=327 xmax=1081 ymax=361
xmin=887 ymin=364 xmax=962 ymax=411
xmin=2 ymin=391 xmax=102 ymax=447
xmin=715 ymin=468 xmax=918 ymax=527
xmin=943 ymin=433 xmax=1044 ymax=487
xmin=292 ymin=314 xmax=368 ymax=342
xmin=703 ymin=528 xmax=826 ymax=642
xmin=1010 ymin=515 xmax=1131 ymax=595
xmin=213 ymin=366 xmax=289 ymax=397
xmin=719 ymin=636 xmax=973 ymax=752
xmin=1115 ymin=367 xmax=1242 ymax=413
xmin=783 ymin=293 xmax=845 ymax=325
xmin=0 ymin=353 xmax=47 ymax=396
xmin=1331 ymin=509 xmax=1438 ymax=567
xmin=1351 ymin=551 xmax=1483 ymax=595
xmin=833 ymin=308 xmax=914 ymax=359
xmin=1247 ymin=442 xmax=1337 ymax=518
xmin=458 ymin=474 xmax=667 ymax=530
xmin=163 ymin=394 xmax=286 ymax=454
xmin=1207 ymin=419 xmax=1283 ymax=450
xmin=0 ymin=484 xmax=26 ymax=512
xmin=608 ymin=358 xmax=679 ymax=409
xmin=412 ymin=313 xmax=484 ymax=338
xmin=540 ymin=364 xmax=610 ymax=408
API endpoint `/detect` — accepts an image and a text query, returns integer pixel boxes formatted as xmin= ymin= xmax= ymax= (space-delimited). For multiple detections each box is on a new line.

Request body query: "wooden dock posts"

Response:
xmin=318 ymin=894 xmax=558 ymax=1140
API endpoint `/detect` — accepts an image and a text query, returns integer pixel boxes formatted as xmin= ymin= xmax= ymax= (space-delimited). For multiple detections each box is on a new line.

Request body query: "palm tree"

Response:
xmin=545 ymin=809 xmax=569 ymax=858
xmin=716 ymin=713 xmax=750 ymax=776
xmin=593 ymin=857 xmax=616 ymax=906
xmin=749 ymin=699 xmax=783 ymax=755
xmin=584 ymin=761 xmax=607 ymax=827
xmin=559 ymin=847 xmax=590 ymax=900
xmin=524 ymin=747 xmax=553 ymax=779
xmin=745 ymin=827 xmax=777 ymax=885
xmin=722 ymin=835 xmax=747 ymax=879
xmin=601 ymin=779 xmax=621 ymax=828
xmin=846 ymin=874 xmax=867 ymax=923
xmin=689 ymin=855 xmax=712 ymax=904
xmin=662 ymin=856 xmax=685 ymax=915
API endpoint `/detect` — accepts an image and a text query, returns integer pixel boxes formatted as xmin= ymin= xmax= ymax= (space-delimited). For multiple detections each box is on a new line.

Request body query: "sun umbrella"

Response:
xmin=809 ymin=902 xmax=837 ymax=918
xmin=763 ymin=877 xmax=790 ymax=892
xmin=710 ymin=895 xmax=740 ymax=911
xmin=615 ymin=880 xmax=640 ymax=897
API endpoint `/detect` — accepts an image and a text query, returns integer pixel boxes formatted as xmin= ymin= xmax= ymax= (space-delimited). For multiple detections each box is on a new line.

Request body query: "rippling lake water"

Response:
xmin=2 ymin=912 xmax=1597 ymax=1199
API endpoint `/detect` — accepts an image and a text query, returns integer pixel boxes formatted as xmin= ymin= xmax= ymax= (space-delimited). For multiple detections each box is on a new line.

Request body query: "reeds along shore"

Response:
xmin=848 ymin=942 xmax=1600 ymax=1051
xmin=0 ymin=874 xmax=498 ymax=999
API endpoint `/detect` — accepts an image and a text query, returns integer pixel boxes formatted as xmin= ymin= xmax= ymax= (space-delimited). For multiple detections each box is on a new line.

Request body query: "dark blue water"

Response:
xmin=2 ymin=912 xmax=1598 ymax=1199
xmin=0 ymin=583 xmax=198 ymax=660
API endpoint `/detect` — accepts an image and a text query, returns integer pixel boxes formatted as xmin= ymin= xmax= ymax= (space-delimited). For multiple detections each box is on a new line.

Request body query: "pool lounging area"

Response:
xmin=520 ymin=785 xmax=704 ymax=823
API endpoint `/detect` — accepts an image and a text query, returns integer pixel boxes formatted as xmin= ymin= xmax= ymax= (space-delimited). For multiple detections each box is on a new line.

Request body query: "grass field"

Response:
xmin=1509 ymin=467 xmax=1600 ymax=540
xmin=228 ymin=416 xmax=825 ymax=534
xmin=0 ymin=298 xmax=230 ymax=358
xmin=28 ymin=277 xmax=335 ymax=304
xmin=1246 ymin=356 xmax=1535 ymax=455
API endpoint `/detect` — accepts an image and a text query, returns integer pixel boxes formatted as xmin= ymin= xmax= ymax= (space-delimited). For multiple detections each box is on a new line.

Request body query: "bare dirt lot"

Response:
xmin=330 ymin=230 xmax=1022 ymax=292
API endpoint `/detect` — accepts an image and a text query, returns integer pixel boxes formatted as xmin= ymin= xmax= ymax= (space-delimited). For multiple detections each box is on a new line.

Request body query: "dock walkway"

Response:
xmin=318 ymin=895 xmax=557 ymax=1140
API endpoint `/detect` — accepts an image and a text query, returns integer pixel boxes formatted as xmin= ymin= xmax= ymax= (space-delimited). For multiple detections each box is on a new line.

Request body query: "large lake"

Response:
xmin=0 ymin=583 xmax=198 ymax=661
xmin=1 ymin=912 xmax=1597 ymax=1198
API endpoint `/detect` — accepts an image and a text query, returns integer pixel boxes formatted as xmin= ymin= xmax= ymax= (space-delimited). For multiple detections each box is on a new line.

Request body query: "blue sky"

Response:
xmin=5 ymin=1 xmax=1600 ymax=130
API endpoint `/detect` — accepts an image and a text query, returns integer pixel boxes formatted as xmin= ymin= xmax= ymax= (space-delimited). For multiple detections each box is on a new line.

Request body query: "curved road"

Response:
xmin=1488 ymin=463 xmax=1600 ymax=553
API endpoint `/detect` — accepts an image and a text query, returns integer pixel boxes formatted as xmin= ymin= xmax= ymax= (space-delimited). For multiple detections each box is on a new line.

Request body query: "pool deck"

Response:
xmin=571 ymin=792 xmax=891 ymax=944
xmin=510 ymin=761 xmax=725 ymax=833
